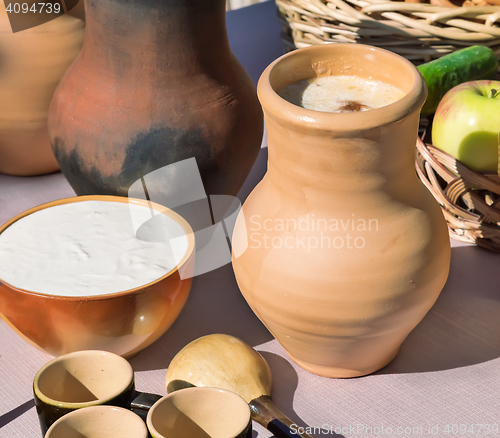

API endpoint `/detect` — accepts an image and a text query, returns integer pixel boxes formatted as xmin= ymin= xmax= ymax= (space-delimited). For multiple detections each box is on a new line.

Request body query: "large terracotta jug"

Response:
xmin=0 ymin=3 xmax=84 ymax=176
xmin=48 ymin=0 xmax=263 ymax=200
xmin=232 ymin=44 xmax=451 ymax=378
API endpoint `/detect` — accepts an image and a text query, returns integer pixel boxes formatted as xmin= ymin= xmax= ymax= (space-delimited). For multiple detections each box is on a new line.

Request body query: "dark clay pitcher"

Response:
xmin=48 ymin=0 xmax=263 ymax=208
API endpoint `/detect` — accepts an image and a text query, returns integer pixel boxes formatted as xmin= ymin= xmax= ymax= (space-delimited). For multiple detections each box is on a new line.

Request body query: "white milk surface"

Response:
xmin=0 ymin=201 xmax=189 ymax=297
xmin=278 ymin=75 xmax=404 ymax=113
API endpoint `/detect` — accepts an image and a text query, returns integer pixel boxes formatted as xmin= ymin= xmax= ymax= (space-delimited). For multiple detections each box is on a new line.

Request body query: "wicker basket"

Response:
xmin=276 ymin=0 xmax=500 ymax=62
xmin=416 ymin=130 xmax=500 ymax=252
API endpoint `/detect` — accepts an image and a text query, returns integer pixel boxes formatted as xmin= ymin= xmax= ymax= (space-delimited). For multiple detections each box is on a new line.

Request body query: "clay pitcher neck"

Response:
xmin=81 ymin=0 xmax=230 ymax=75
xmin=257 ymin=44 xmax=427 ymax=198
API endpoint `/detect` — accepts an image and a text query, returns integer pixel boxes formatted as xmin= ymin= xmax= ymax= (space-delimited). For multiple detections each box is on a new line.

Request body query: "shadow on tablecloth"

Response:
xmin=130 ymin=261 xmax=274 ymax=373
xmin=130 ymin=148 xmax=271 ymax=373
xmin=260 ymin=351 xmax=345 ymax=438
xmin=377 ymin=245 xmax=500 ymax=375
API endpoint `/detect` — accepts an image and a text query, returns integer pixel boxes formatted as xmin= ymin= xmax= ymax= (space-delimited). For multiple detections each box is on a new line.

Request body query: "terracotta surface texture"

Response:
xmin=0 ymin=3 xmax=84 ymax=176
xmin=48 ymin=0 xmax=263 ymax=201
xmin=0 ymin=196 xmax=195 ymax=358
xmin=232 ymin=44 xmax=452 ymax=378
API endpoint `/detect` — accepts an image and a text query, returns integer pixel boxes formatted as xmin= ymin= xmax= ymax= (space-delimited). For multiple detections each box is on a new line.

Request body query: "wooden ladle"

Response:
xmin=166 ymin=334 xmax=313 ymax=438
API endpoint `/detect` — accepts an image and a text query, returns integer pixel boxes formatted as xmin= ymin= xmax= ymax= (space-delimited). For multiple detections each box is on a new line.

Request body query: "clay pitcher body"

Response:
xmin=232 ymin=44 xmax=451 ymax=378
xmin=48 ymin=0 xmax=263 ymax=204
xmin=0 ymin=2 xmax=84 ymax=175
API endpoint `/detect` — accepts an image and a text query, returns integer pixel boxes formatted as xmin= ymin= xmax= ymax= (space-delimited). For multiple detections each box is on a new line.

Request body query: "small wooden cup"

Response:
xmin=33 ymin=350 xmax=162 ymax=436
xmin=147 ymin=387 xmax=252 ymax=438
xmin=33 ymin=350 xmax=136 ymax=435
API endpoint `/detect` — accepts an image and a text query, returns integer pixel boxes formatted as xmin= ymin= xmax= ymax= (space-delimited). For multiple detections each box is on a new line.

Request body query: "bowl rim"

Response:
xmin=0 ymin=195 xmax=196 ymax=300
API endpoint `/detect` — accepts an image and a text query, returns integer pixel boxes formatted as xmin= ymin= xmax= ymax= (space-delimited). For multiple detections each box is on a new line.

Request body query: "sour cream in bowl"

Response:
xmin=0 ymin=196 xmax=195 ymax=357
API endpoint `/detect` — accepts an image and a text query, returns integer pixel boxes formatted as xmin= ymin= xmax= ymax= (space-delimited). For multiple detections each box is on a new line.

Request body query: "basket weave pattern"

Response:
xmin=416 ymin=137 xmax=500 ymax=252
xmin=277 ymin=0 xmax=500 ymax=62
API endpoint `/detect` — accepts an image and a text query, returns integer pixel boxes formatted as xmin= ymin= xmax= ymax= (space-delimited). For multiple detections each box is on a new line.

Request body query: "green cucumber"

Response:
xmin=418 ymin=45 xmax=498 ymax=117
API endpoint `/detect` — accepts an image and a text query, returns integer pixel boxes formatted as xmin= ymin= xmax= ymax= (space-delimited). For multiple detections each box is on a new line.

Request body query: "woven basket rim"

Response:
xmin=277 ymin=0 xmax=500 ymax=63
xmin=415 ymin=137 xmax=500 ymax=252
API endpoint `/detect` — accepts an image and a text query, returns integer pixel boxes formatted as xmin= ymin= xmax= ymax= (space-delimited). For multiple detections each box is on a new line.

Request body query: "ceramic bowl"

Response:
xmin=0 ymin=195 xmax=195 ymax=357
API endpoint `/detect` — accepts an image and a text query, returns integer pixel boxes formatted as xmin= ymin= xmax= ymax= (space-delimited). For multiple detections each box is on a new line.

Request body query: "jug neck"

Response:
xmin=265 ymin=113 xmax=422 ymax=200
xmin=81 ymin=0 xmax=230 ymax=76
xmin=257 ymin=44 xmax=426 ymax=199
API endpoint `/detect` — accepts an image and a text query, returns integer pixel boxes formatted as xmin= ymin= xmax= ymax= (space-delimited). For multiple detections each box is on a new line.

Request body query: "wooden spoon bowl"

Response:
xmin=166 ymin=334 xmax=313 ymax=438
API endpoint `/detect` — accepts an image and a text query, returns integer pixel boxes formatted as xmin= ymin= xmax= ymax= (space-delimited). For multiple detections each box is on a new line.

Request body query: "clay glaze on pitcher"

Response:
xmin=48 ymin=0 xmax=263 ymax=199
xmin=232 ymin=44 xmax=451 ymax=378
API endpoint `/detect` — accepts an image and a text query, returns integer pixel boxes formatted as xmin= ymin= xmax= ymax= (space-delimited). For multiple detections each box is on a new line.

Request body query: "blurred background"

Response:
xmin=227 ymin=0 xmax=270 ymax=10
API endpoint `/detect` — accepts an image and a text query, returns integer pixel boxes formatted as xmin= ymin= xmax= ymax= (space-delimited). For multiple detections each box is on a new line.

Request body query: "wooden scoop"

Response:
xmin=166 ymin=334 xmax=313 ymax=438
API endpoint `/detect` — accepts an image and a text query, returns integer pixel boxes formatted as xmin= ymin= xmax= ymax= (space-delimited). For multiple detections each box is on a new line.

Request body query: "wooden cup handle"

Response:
xmin=129 ymin=391 xmax=163 ymax=422
xmin=249 ymin=395 xmax=313 ymax=438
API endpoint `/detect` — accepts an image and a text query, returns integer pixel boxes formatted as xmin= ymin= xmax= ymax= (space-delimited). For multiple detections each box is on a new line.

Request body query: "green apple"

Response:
xmin=432 ymin=80 xmax=500 ymax=172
